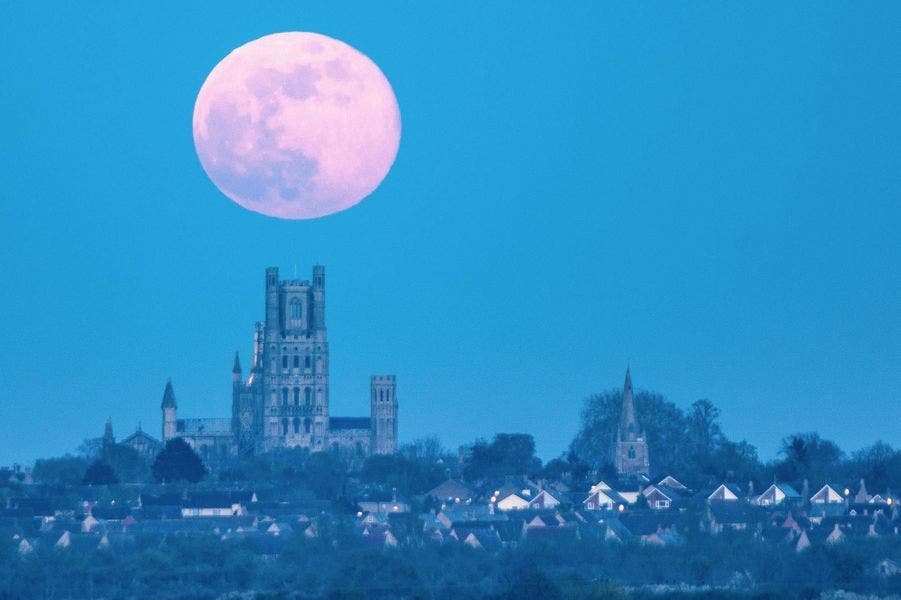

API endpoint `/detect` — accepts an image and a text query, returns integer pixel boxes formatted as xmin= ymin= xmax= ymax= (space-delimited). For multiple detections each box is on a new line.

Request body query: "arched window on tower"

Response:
xmin=282 ymin=356 xmax=287 ymax=369
xmin=305 ymin=355 xmax=311 ymax=368
xmin=281 ymin=388 xmax=288 ymax=406
xmin=281 ymin=419 xmax=288 ymax=436
xmin=304 ymin=418 xmax=311 ymax=434
xmin=304 ymin=387 xmax=312 ymax=405
xmin=628 ymin=446 xmax=636 ymax=460
xmin=293 ymin=417 xmax=300 ymax=434
xmin=293 ymin=355 xmax=299 ymax=368
xmin=379 ymin=389 xmax=384 ymax=402
xmin=290 ymin=299 xmax=302 ymax=320
xmin=293 ymin=388 xmax=300 ymax=405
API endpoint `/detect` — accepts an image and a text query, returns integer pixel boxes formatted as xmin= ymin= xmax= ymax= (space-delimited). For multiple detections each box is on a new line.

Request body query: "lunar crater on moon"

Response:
xmin=193 ymin=32 xmax=401 ymax=219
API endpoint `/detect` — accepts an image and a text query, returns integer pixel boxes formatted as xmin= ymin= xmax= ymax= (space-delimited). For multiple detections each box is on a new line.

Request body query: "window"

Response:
xmin=281 ymin=388 xmax=288 ymax=405
xmin=282 ymin=356 xmax=287 ymax=369
xmin=281 ymin=419 xmax=288 ymax=436
xmin=304 ymin=418 xmax=311 ymax=434
xmin=290 ymin=299 xmax=302 ymax=320
xmin=293 ymin=388 xmax=300 ymax=405
xmin=293 ymin=355 xmax=299 ymax=368
xmin=305 ymin=356 xmax=311 ymax=368
xmin=305 ymin=387 xmax=312 ymax=405
xmin=293 ymin=417 xmax=300 ymax=434
xmin=655 ymin=500 xmax=670 ymax=509
xmin=628 ymin=446 xmax=636 ymax=459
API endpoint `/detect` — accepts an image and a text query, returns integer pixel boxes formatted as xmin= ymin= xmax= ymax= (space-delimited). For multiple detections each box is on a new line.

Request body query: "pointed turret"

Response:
xmin=161 ymin=379 xmax=177 ymax=409
xmin=232 ymin=351 xmax=242 ymax=386
xmin=161 ymin=380 xmax=177 ymax=441
xmin=102 ymin=418 xmax=114 ymax=447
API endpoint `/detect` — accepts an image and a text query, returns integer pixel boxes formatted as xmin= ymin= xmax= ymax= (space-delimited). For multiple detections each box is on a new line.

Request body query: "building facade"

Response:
xmin=161 ymin=266 xmax=398 ymax=460
xmin=612 ymin=367 xmax=650 ymax=476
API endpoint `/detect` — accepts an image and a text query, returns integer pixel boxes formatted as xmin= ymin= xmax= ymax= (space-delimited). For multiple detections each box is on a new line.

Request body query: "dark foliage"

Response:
xmin=463 ymin=433 xmax=542 ymax=480
xmin=82 ymin=459 xmax=118 ymax=485
xmin=151 ymin=437 xmax=206 ymax=483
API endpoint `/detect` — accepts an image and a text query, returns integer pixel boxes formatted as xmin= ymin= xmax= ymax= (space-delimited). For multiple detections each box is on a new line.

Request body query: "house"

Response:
xmin=496 ymin=493 xmax=529 ymax=511
xmin=618 ymin=512 xmax=680 ymax=544
xmin=642 ymin=485 xmax=678 ymax=510
xmin=754 ymin=483 xmax=801 ymax=507
xmin=357 ymin=492 xmax=411 ymax=515
xmin=873 ymin=559 xmax=900 ymax=578
xmin=707 ymin=483 xmax=744 ymax=503
xmin=181 ymin=492 xmax=250 ymax=517
xmin=426 ymin=479 xmax=476 ymax=505
xmin=795 ymin=529 xmax=811 ymax=552
xmin=706 ymin=501 xmax=751 ymax=533
xmin=810 ymin=484 xmax=845 ymax=505
xmin=528 ymin=489 xmax=561 ymax=510
xmin=583 ymin=488 xmax=626 ymax=511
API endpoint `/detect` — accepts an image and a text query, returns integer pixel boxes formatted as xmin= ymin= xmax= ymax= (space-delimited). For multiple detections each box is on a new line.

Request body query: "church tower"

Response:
xmin=613 ymin=368 xmax=650 ymax=476
xmin=370 ymin=376 xmax=397 ymax=455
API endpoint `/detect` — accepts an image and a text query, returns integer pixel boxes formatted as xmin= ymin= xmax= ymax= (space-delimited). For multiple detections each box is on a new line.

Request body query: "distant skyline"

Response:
xmin=1 ymin=3 xmax=898 ymax=466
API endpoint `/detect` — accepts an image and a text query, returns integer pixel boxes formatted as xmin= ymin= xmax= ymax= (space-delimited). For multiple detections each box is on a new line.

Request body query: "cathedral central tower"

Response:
xmin=164 ymin=265 xmax=396 ymax=459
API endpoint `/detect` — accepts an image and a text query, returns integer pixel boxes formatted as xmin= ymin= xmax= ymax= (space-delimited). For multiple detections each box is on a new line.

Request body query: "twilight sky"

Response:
xmin=1 ymin=3 xmax=898 ymax=466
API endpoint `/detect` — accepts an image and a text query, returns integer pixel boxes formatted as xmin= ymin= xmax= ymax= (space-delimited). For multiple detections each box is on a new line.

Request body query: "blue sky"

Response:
xmin=1 ymin=3 xmax=898 ymax=466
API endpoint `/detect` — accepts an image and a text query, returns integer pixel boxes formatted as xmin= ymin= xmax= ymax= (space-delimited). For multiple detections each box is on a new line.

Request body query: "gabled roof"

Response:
xmin=121 ymin=429 xmax=161 ymax=446
xmin=707 ymin=483 xmax=743 ymax=501
xmin=426 ymin=479 xmax=476 ymax=502
xmin=657 ymin=475 xmax=687 ymax=490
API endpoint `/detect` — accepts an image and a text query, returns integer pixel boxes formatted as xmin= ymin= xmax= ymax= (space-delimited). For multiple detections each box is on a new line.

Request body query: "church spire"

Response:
xmin=619 ymin=367 xmax=638 ymax=437
xmin=232 ymin=351 xmax=242 ymax=374
xmin=161 ymin=379 xmax=177 ymax=409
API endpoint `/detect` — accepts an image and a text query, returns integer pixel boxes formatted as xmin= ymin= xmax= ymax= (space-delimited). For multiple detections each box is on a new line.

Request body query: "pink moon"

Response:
xmin=192 ymin=32 xmax=401 ymax=219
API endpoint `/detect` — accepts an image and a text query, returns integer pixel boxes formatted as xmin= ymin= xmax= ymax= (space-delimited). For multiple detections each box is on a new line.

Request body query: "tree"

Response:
xmin=32 ymin=455 xmax=89 ymax=487
xmin=686 ymin=399 xmax=723 ymax=471
xmin=570 ymin=389 xmax=763 ymax=486
xmin=775 ymin=432 xmax=843 ymax=484
xmin=463 ymin=433 xmax=541 ymax=480
xmin=82 ymin=460 xmax=118 ymax=485
xmin=101 ymin=444 xmax=149 ymax=483
xmin=303 ymin=450 xmax=347 ymax=500
xmin=843 ymin=441 xmax=901 ymax=492
xmin=152 ymin=438 xmax=206 ymax=483
xmin=570 ymin=389 xmax=691 ymax=475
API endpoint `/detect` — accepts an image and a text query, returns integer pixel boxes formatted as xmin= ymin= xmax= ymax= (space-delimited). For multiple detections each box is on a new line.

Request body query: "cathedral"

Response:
xmin=157 ymin=265 xmax=397 ymax=460
xmin=612 ymin=367 xmax=650 ymax=476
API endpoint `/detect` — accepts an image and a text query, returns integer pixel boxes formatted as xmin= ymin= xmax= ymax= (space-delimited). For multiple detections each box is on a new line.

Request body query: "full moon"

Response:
xmin=193 ymin=32 xmax=401 ymax=219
